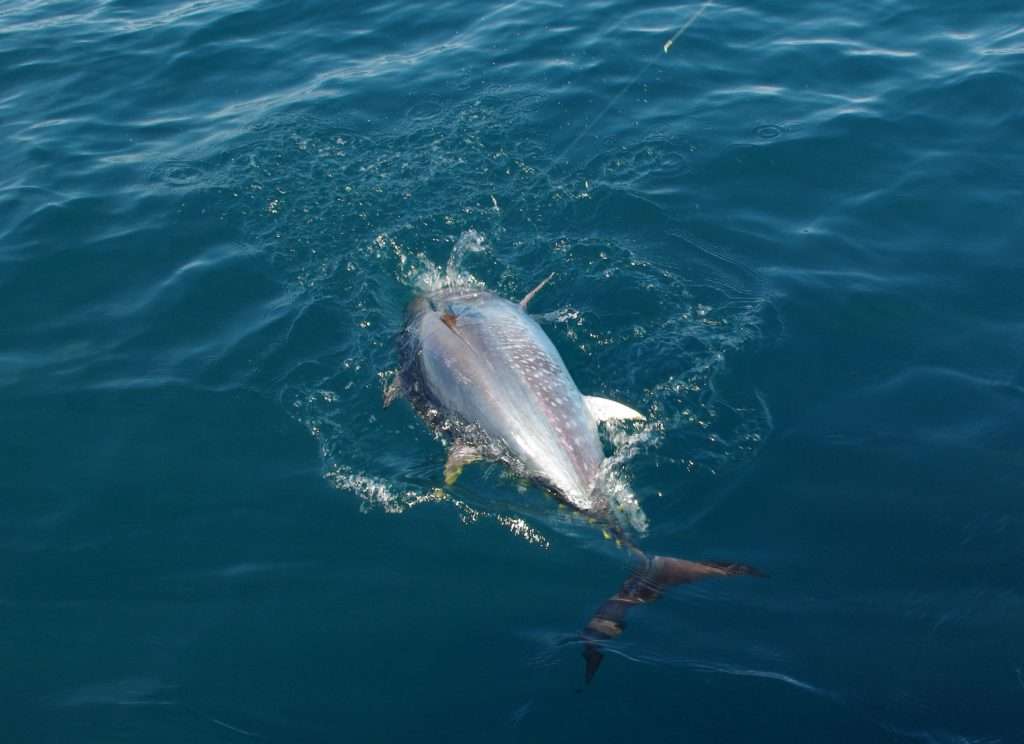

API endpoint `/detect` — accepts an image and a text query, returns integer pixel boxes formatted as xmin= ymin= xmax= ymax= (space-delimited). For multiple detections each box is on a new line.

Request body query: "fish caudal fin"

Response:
xmin=581 ymin=554 xmax=765 ymax=684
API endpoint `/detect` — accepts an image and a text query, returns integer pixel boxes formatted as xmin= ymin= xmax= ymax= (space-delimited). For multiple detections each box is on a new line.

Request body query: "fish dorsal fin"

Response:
xmin=584 ymin=395 xmax=645 ymax=422
xmin=519 ymin=272 xmax=555 ymax=308
xmin=444 ymin=442 xmax=483 ymax=485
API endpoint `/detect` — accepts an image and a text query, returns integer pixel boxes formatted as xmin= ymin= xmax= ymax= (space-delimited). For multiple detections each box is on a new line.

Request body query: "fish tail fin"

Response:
xmin=580 ymin=553 xmax=765 ymax=684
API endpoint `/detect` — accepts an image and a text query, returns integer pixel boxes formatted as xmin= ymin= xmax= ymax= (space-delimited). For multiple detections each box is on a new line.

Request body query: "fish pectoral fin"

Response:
xmin=444 ymin=442 xmax=483 ymax=485
xmin=584 ymin=395 xmax=645 ymax=423
xmin=382 ymin=373 xmax=404 ymax=408
xmin=519 ymin=272 xmax=555 ymax=309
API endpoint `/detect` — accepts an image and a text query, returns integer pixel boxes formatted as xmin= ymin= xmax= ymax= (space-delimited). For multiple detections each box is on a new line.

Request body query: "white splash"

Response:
xmin=444 ymin=228 xmax=489 ymax=287
xmin=324 ymin=465 xmax=550 ymax=549
xmin=593 ymin=419 xmax=659 ymax=534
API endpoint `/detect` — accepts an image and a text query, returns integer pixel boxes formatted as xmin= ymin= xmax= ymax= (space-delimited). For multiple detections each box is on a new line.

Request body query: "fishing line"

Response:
xmin=549 ymin=0 xmax=715 ymax=173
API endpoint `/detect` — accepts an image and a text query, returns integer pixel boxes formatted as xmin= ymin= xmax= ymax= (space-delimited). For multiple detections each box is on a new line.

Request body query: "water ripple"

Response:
xmin=3 ymin=0 xmax=1023 ymax=740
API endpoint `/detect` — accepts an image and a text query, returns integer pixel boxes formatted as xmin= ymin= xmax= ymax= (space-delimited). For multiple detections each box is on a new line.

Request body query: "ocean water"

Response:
xmin=2 ymin=0 xmax=1023 ymax=741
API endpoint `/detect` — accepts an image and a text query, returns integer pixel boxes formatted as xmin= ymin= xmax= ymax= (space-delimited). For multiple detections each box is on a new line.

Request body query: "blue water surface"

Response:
xmin=2 ymin=0 xmax=1023 ymax=741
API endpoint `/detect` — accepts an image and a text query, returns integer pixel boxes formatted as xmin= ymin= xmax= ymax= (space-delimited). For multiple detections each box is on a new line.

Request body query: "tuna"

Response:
xmin=386 ymin=274 xmax=762 ymax=682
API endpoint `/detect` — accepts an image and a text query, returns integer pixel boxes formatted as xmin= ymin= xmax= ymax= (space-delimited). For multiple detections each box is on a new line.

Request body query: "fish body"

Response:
xmin=396 ymin=286 xmax=614 ymax=515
